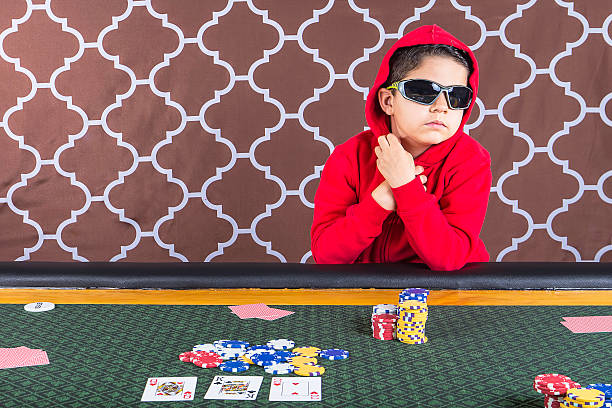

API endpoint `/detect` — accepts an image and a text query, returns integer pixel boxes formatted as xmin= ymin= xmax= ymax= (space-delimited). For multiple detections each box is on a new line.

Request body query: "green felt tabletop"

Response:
xmin=0 ymin=304 xmax=610 ymax=407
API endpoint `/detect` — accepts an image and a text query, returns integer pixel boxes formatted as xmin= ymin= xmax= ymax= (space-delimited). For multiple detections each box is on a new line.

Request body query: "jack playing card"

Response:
xmin=269 ymin=377 xmax=322 ymax=401
xmin=204 ymin=376 xmax=263 ymax=400
xmin=140 ymin=377 xmax=197 ymax=402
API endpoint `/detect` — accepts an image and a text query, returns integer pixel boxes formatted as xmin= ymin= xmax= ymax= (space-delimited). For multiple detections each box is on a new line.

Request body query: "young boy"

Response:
xmin=310 ymin=25 xmax=491 ymax=271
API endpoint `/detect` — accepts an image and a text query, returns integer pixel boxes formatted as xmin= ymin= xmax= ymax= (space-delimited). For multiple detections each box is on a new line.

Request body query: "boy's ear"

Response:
xmin=378 ymin=87 xmax=394 ymax=115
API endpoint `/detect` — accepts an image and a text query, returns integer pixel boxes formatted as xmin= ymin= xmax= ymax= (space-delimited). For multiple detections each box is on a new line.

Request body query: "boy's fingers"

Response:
xmin=374 ymin=146 xmax=382 ymax=157
xmin=420 ymin=175 xmax=427 ymax=184
xmin=378 ymin=135 xmax=390 ymax=148
xmin=415 ymin=165 xmax=424 ymax=174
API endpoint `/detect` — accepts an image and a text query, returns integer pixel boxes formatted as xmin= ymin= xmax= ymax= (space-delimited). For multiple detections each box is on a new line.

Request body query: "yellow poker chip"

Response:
xmin=398 ymin=300 xmax=428 ymax=308
xmin=294 ymin=364 xmax=325 ymax=377
xmin=288 ymin=355 xmax=317 ymax=367
xmin=238 ymin=355 xmax=253 ymax=365
xmin=292 ymin=346 xmax=321 ymax=357
xmin=566 ymin=388 xmax=605 ymax=403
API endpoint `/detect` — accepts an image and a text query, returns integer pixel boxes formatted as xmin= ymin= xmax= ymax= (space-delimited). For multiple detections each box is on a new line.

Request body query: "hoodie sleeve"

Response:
xmin=311 ymin=146 xmax=392 ymax=263
xmin=391 ymin=152 xmax=491 ymax=271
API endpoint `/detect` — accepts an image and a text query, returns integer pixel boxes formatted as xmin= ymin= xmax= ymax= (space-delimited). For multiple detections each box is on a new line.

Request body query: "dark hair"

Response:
xmin=382 ymin=44 xmax=473 ymax=88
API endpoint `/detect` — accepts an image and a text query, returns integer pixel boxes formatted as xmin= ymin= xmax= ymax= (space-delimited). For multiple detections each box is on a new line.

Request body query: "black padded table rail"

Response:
xmin=0 ymin=262 xmax=610 ymax=289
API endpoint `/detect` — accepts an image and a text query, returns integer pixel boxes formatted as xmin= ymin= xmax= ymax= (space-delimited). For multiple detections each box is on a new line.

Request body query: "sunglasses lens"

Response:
xmin=400 ymin=80 xmax=439 ymax=104
xmin=399 ymin=80 xmax=472 ymax=109
xmin=447 ymin=87 xmax=472 ymax=109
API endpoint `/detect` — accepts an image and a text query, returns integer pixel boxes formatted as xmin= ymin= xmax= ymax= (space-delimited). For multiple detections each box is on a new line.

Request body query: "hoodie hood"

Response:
xmin=365 ymin=25 xmax=479 ymax=165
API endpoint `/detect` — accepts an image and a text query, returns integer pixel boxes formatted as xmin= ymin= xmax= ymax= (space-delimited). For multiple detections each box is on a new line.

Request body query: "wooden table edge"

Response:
xmin=0 ymin=288 xmax=610 ymax=305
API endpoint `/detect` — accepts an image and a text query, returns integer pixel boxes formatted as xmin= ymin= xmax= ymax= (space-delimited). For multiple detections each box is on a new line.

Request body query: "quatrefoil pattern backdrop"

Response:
xmin=0 ymin=0 xmax=610 ymax=263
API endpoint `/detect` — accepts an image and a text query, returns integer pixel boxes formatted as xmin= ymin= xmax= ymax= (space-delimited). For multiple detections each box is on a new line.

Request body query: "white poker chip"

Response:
xmin=193 ymin=343 xmax=216 ymax=352
xmin=266 ymin=339 xmax=295 ymax=350
xmin=264 ymin=362 xmax=295 ymax=375
xmin=24 ymin=302 xmax=55 ymax=313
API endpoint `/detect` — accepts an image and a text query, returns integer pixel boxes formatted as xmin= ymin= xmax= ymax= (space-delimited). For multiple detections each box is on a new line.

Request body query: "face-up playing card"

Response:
xmin=204 ymin=376 xmax=263 ymax=400
xmin=268 ymin=377 xmax=322 ymax=401
xmin=141 ymin=377 xmax=197 ymax=402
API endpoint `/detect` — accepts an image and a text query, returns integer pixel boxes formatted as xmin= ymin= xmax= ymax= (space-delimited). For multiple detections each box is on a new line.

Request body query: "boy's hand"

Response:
xmin=371 ymin=168 xmax=428 ymax=211
xmin=374 ymin=133 xmax=416 ymax=188
xmin=371 ymin=181 xmax=396 ymax=211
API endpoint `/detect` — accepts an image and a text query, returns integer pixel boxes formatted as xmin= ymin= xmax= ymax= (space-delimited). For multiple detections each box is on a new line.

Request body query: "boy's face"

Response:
xmin=378 ymin=55 xmax=470 ymax=157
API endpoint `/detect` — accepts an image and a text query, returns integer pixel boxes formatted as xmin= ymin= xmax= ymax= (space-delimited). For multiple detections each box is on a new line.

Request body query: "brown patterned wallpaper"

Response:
xmin=0 ymin=0 xmax=610 ymax=263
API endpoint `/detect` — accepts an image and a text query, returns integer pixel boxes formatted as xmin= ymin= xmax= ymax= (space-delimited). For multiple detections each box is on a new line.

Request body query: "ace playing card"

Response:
xmin=268 ymin=377 xmax=322 ymax=401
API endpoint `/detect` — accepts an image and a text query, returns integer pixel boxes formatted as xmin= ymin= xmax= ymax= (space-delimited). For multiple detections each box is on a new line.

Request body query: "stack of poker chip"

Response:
xmin=563 ymin=388 xmax=606 ymax=408
xmin=396 ymin=300 xmax=428 ymax=344
xmin=533 ymin=374 xmax=580 ymax=408
xmin=371 ymin=304 xmax=398 ymax=340
xmin=396 ymin=288 xmax=429 ymax=345
xmin=585 ymin=385 xmax=612 ymax=408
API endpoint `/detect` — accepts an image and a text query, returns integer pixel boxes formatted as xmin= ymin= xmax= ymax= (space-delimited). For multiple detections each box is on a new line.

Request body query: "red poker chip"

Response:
xmin=178 ymin=351 xmax=193 ymax=362
xmin=371 ymin=313 xmax=398 ymax=323
xmin=533 ymin=380 xmax=580 ymax=396
xmin=192 ymin=354 xmax=224 ymax=368
xmin=534 ymin=374 xmax=574 ymax=387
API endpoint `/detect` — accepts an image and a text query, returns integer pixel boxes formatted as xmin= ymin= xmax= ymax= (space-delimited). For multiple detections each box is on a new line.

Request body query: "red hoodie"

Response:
xmin=310 ymin=25 xmax=491 ymax=271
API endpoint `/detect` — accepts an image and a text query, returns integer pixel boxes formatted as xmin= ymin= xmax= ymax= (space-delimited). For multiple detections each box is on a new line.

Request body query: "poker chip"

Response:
xmin=248 ymin=345 xmax=276 ymax=353
xmin=585 ymin=385 xmax=612 ymax=400
xmin=238 ymin=355 xmax=254 ymax=365
xmin=371 ymin=313 xmax=398 ymax=323
xmin=294 ymin=364 xmax=325 ymax=377
xmin=217 ymin=340 xmax=249 ymax=349
xmin=216 ymin=348 xmax=247 ymax=360
xmin=264 ymin=362 xmax=295 ymax=375
xmin=219 ymin=360 xmax=250 ymax=373
xmin=319 ymin=349 xmax=349 ymax=360
xmin=534 ymin=374 xmax=580 ymax=396
xmin=178 ymin=351 xmax=193 ymax=362
xmin=373 ymin=304 xmax=398 ymax=314
xmin=266 ymin=339 xmax=295 ymax=350
xmin=288 ymin=355 xmax=317 ymax=367
xmin=193 ymin=343 xmax=216 ymax=353
xmin=192 ymin=352 xmax=223 ymax=368
xmin=24 ymin=302 xmax=55 ymax=312
xmin=292 ymin=346 xmax=321 ymax=357
xmin=399 ymin=288 xmax=429 ymax=304
xmin=251 ymin=353 xmax=282 ymax=367
xmin=273 ymin=350 xmax=295 ymax=362
xmin=566 ymin=388 xmax=606 ymax=404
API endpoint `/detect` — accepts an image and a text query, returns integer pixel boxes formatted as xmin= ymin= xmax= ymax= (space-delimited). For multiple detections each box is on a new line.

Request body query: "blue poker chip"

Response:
xmin=248 ymin=344 xmax=275 ymax=352
xmin=219 ymin=360 xmax=250 ymax=373
xmin=586 ymin=384 xmax=612 ymax=400
xmin=319 ymin=349 xmax=349 ymax=360
xmin=217 ymin=340 xmax=249 ymax=349
xmin=273 ymin=350 xmax=295 ymax=362
xmin=251 ymin=353 xmax=282 ymax=367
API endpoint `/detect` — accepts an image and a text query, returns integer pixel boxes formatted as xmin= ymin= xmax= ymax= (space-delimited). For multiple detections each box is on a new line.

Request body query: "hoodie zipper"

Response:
xmin=380 ymin=214 xmax=397 ymax=263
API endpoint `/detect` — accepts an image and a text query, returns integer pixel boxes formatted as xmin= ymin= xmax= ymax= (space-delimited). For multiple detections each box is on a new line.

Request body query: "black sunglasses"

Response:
xmin=387 ymin=79 xmax=472 ymax=110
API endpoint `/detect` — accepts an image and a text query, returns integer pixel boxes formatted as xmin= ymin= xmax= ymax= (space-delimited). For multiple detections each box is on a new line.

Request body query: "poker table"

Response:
xmin=0 ymin=262 xmax=611 ymax=407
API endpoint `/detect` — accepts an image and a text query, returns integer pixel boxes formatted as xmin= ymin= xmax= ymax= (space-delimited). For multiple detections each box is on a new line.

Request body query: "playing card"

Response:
xmin=0 ymin=347 xmax=39 ymax=369
xmin=229 ymin=303 xmax=295 ymax=320
xmin=229 ymin=303 xmax=274 ymax=319
xmin=258 ymin=308 xmax=295 ymax=320
xmin=561 ymin=315 xmax=612 ymax=333
xmin=12 ymin=350 xmax=49 ymax=368
xmin=269 ymin=377 xmax=322 ymax=401
xmin=140 ymin=377 xmax=197 ymax=402
xmin=204 ymin=376 xmax=263 ymax=400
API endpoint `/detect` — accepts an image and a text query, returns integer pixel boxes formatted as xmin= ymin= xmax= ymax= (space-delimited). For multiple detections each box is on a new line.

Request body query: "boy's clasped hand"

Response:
xmin=372 ymin=133 xmax=427 ymax=211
